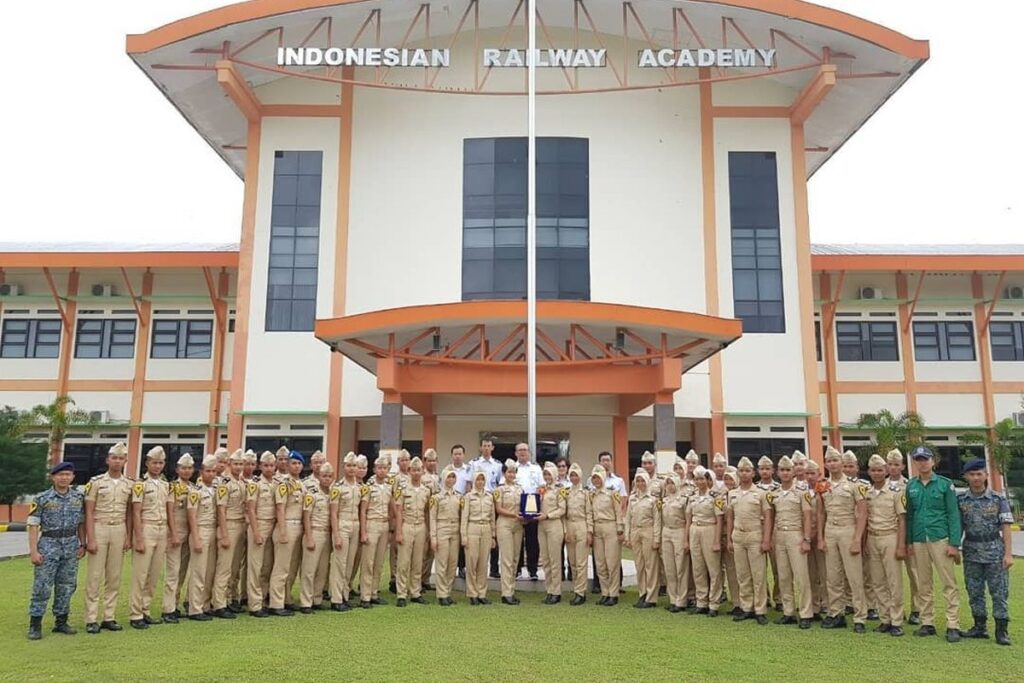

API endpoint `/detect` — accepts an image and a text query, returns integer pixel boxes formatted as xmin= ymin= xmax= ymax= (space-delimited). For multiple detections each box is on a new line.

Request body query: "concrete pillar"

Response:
xmin=380 ymin=401 xmax=403 ymax=463
xmin=422 ymin=415 xmax=437 ymax=452
xmin=654 ymin=401 xmax=676 ymax=474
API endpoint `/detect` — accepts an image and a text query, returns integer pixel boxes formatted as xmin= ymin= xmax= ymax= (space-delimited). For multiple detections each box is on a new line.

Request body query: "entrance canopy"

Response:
xmin=314 ymin=300 xmax=741 ymax=415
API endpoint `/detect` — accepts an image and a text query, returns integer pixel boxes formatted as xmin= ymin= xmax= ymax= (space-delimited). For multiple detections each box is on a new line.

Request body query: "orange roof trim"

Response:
xmin=126 ymin=0 xmax=928 ymax=61
xmin=811 ymin=253 xmax=1024 ymax=273
xmin=0 ymin=251 xmax=239 ymax=269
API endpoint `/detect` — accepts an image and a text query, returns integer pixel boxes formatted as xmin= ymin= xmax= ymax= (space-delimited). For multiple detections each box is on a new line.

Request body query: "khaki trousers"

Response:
xmin=912 ymin=540 xmax=960 ymax=629
xmin=350 ymin=542 xmax=362 ymax=593
xmin=565 ymin=519 xmax=589 ymax=597
xmin=268 ymin=520 xmax=303 ymax=609
xmin=396 ymin=521 xmax=427 ymax=599
xmin=807 ymin=546 xmax=827 ymax=612
xmin=867 ymin=531 xmax=903 ymax=626
xmin=632 ymin=528 xmax=659 ymax=603
xmin=162 ymin=528 xmax=190 ymax=614
xmin=539 ymin=519 xmax=565 ymax=596
xmin=465 ymin=523 xmax=491 ymax=599
xmin=824 ymin=524 xmax=867 ymax=622
xmin=329 ymin=519 xmax=359 ymax=604
xmin=497 ymin=518 xmax=523 ymax=597
xmin=592 ymin=521 xmax=620 ymax=598
xmin=421 ymin=535 xmax=435 ymax=589
xmin=662 ymin=526 xmax=690 ymax=607
xmin=732 ymin=529 xmax=767 ymax=615
xmin=246 ymin=518 xmax=275 ymax=611
xmin=299 ymin=528 xmax=331 ymax=607
xmin=775 ymin=529 xmax=813 ymax=619
xmin=187 ymin=526 xmax=217 ymax=615
xmin=360 ymin=519 xmax=390 ymax=601
xmin=129 ymin=523 xmax=167 ymax=620
xmin=236 ymin=528 xmax=248 ymax=603
xmin=433 ymin=522 xmax=460 ymax=599
xmin=212 ymin=519 xmax=246 ymax=609
xmin=768 ymin=547 xmax=781 ymax=605
xmin=905 ymin=554 xmax=921 ymax=613
xmin=85 ymin=522 xmax=126 ymax=623
xmin=689 ymin=524 xmax=722 ymax=610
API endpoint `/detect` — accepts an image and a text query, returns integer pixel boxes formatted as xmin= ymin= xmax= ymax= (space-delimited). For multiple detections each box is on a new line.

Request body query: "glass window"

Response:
xmin=0 ymin=318 xmax=61 ymax=358
xmin=74 ymin=318 xmax=136 ymax=359
xmin=836 ymin=321 xmax=899 ymax=362
xmin=913 ymin=321 xmax=976 ymax=362
xmin=150 ymin=319 xmax=213 ymax=359
xmin=728 ymin=152 xmax=784 ymax=333
xmin=266 ymin=150 xmax=323 ymax=331
xmin=990 ymin=321 xmax=1024 ymax=361
xmin=462 ymin=137 xmax=589 ymax=301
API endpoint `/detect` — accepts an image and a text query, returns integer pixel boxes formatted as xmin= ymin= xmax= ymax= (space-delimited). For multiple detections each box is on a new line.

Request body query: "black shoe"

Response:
xmin=410 ymin=596 xmax=427 ymax=605
xmin=543 ymin=594 xmax=555 ymax=605
xmin=686 ymin=599 xmax=697 ymax=609
xmin=142 ymin=614 xmax=162 ymax=625
xmin=946 ymin=628 xmax=961 ymax=643
xmin=731 ymin=606 xmax=745 ymax=618
xmin=694 ymin=606 xmax=709 ymax=615
xmin=550 ymin=595 xmax=561 ymax=604
xmin=707 ymin=609 xmax=718 ymax=618
xmin=85 ymin=622 xmax=100 ymax=634
xmin=606 ymin=597 xmax=618 ymax=606
xmin=813 ymin=612 xmax=824 ymax=622
xmin=488 ymin=572 xmax=500 ymax=579
xmin=876 ymin=623 xmax=892 ymax=633
xmin=853 ymin=623 xmax=866 ymax=634
xmin=388 ymin=582 xmax=397 ymax=594
xmin=963 ymin=617 xmax=989 ymax=639
xmin=188 ymin=613 xmax=212 ymax=621
xmin=228 ymin=602 xmax=243 ymax=614
xmin=995 ymin=619 xmax=1010 ymax=646
xmin=447 ymin=598 xmax=458 ymax=606
xmin=598 ymin=596 xmax=610 ymax=606
xmin=591 ymin=583 xmax=602 ymax=595
xmin=52 ymin=615 xmax=76 ymax=635
xmin=330 ymin=603 xmax=351 ymax=612
xmin=361 ymin=601 xmax=373 ymax=609
xmin=914 ymin=625 xmax=937 ymax=637
xmin=658 ymin=586 xmax=667 ymax=597
xmin=396 ymin=599 xmax=407 ymax=607
xmin=250 ymin=609 xmax=270 ymax=618
xmin=844 ymin=606 xmax=854 ymax=615
xmin=776 ymin=615 xmax=797 ymax=625
xmin=162 ymin=612 xmax=179 ymax=624
xmin=866 ymin=609 xmax=879 ymax=621
xmin=129 ymin=619 xmax=148 ymax=630
xmin=371 ymin=597 xmax=387 ymax=605
xmin=478 ymin=597 xmax=491 ymax=605
xmin=501 ymin=596 xmax=519 ymax=605
xmin=570 ymin=595 xmax=585 ymax=606
xmin=667 ymin=605 xmax=681 ymax=613
xmin=890 ymin=626 xmax=904 ymax=637
xmin=755 ymin=615 xmax=768 ymax=625
xmin=833 ymin=616 xmax=847 ymax=629
xmin=298 ymin=607 xmax=313 ymax=614
xmin=733 ymin=611 xmax=754 ymax=622
xmin=636 ymin=601 xmax=656 ymax=609
xmin=908 ymin=612 xmax=921 ymax=625
xmin=28 ymin=616 xmax=42 ymax=641
xmin=822 ymin=615 xmax=846 ymax=629
xmin=213 ymin=608 xmax=237 ymax=619
xmin=268 ymin=608 xmax=294 ymax=617
xmin=100 ymin=621 xmax=122 ymax=632
xmin=798 ymin=618 xmax=812 ymax=629
xmin=284 ymin=603 xmax=296 ymax=611
xmin=469 ymin=598 xmax=480 ymax=605
xmin=422 ymin=584 xmax=434 ymax=591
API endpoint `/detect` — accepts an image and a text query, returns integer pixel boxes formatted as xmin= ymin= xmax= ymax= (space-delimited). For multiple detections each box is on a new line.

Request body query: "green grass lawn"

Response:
xmin=0 ymin=556 xmax=1020 ymax=682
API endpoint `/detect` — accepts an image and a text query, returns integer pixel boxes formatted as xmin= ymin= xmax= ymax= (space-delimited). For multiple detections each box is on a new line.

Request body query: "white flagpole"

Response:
xmin=526 ymin=0 xmax=538 ymax=457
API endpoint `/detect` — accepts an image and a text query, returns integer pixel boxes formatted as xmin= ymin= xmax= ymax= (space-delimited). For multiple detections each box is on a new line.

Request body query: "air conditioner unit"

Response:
xmin=1012 ymin=412 xmax=1024 ymax=428
xmin=858 ymin=286 xmax=883 ymax=300
xmin=91 ymin=283 xmax=116 ymax=297
xmin=0 ymin=283 xmax=22 ymax=296
xmin=1004 ymin=285 xmax=1024 ymax=301
xmin=88 ymin=410 xmax=111 ymax=424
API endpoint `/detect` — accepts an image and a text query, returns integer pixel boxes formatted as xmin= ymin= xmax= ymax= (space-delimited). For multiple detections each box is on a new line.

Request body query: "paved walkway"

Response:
xmin=0 ymin=531 xmax=28 ymax=560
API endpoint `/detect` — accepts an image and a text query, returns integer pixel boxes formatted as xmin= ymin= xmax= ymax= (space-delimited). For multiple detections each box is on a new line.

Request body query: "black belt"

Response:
xmin=41 ymin=529 xmax=77 ymax=539
xmin=965 ymin=532 xmax=1000 ymax=543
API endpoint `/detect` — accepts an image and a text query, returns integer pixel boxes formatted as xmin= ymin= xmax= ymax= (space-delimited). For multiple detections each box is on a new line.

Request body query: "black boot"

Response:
xmin=28 ymin=616 xmax=42 ymax=641
xmin=963 ymin=615 xmax=989 ymax=639
xmin=995 ymin=619 xmax=1010 ymax=646
xmin=52 ymin=614 xmax=76 ymax=635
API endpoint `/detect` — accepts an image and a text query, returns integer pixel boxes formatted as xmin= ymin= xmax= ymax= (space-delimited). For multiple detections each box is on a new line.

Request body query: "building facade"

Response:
xmin=1 ymin=1 xmax=1020 ymax=485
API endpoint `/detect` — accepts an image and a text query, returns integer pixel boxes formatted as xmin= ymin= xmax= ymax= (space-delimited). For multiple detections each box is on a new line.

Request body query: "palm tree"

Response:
xmin=959 ymin=417 xmax=1024 ymax=481
xmin=854 ymin=409 xmax=929 ymax=459
xmin=18 ymin=396 xmax=92 ymax=467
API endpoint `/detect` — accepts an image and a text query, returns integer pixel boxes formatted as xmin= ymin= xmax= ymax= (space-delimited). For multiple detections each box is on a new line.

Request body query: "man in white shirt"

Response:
xmin=514 ymin=443 xmax=543 ymax=580
xmin=470 ymin=437 xmax=503 ymax=576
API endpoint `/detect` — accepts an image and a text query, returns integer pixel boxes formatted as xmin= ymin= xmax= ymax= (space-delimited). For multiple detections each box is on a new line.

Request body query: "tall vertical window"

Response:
xmin=462 ymin=137 xmax=589 ymax=301
xmin=266 ymin=150 xmax=323 ymax=331
xmin=728 ymin=152 xmax=784 ymax=333
xmin=0 ymin=319 xmax=61 ymax=358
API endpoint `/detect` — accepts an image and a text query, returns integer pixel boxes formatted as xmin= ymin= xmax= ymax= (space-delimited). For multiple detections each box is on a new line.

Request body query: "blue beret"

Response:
xmin=289 ymin=450 xmax=305 ymax=465
xmin=962 ymin=458 xmax=987 ymax=473
xmin=911 ymin=446 xmax=933 ymax=460
xmin=50 ymin=462 xmax=74 ymax=475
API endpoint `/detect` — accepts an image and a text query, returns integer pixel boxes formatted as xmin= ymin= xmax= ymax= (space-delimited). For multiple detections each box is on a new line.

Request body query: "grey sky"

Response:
xmin=3 ymin=1 xmax=1019 ymax=245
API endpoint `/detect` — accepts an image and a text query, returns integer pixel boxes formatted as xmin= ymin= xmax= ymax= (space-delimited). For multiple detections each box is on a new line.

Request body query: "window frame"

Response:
xmin=0 ymin=318 xmax=62 ymax=359
xmin=74 ymin=318 xmax=137 ymax=359
xmin=990 ymin=321 xmax=1024 ymax=361
xmin=912 ymin=320 xmax=976 ymax=362
xmin=150 ymin=318 xmax=214 ymax=359
xmin=835 ymin=320 xmax=899 ymax=362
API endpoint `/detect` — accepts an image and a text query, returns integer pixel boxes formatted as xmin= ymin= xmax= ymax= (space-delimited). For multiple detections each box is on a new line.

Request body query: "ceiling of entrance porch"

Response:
xmin=127 ymin=0 xmax=927 ymax=177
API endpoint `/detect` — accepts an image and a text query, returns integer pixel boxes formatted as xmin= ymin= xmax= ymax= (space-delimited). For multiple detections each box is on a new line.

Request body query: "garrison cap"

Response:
xmin=867 ymin=454 xmax=886 ymax=468
xmin=259 ymin=451 xmax=276 ymax=464
xmin=962 ymin=458 xmax=987 ymax=473
xmin=693 ymin=465 xmax=711 ymax=481
xmin=723 ymin=469 xmax=739 ymax=484
xmin=108 ymin=442 xmax=128 ymax=456
xmin=145 ymin=446 xmax=166 ymax=462
xmin=674 ymin=456 xmax=686 ymax=469
xmin=356 ymin=454 xmax=368 ymax=467
xmin=777 ymin=455 xmax=793 ymax=469
xmin=243 ymin=449 xmax=257 ymax=463
xmin=214 ymin=447 xmax=229 ymax=461
xmin=202 ymin=454 xmax=218 ymax=468
xmin=804 ymin=460 xmax=820 ymax=473
xmin=504 ymin=458 xmax=519 ymax=472
xmin=374 ymin=455 xmax=390 ymax=468
xmin=712 ymin=452 xmax=727 ymax=465
xmin=310 ymin=450 xmax=326 ymax=463
xmin=641 ymin=451 xmax=656 ymax=463
xmin=841 ymin=450 xmax=858 ymax=464
xmin=320 ymin=462 xmax=334 ymax=476
xmin=276 ymin=446 xmax=291 ymax=458
xmin=423 ymin=448 xmax=438 ymax=460
xmin=665 ymin=474 xmax=681 ymax=489
xmin=886 ymin=448 xmax=904 ymax=465
xmin=343 ymin=451 xmax=358 ymax=465
xmin=409 ymin=457 xmax=423 ymax=470
xmin=50 ymin=461 xmax=74 ymax=475
xmin=824 ymin=447 xmax=842 ymax=461
xmin=757 ymin=456 xmax=773 ymax=468
xmin=791 ymin=450 xmax=807 ymax=464
xmin=228 ymin=448 xmax=244 ymax=463
xmin=398 ymin=449 xmax=412 ymax=461
xmin=736 ymin=456 xmax=754 ymax=469
xmin=177 ymin=453 xmax=195 ymax=468
xmin=685 ymin=449 xmax=700 ymax=464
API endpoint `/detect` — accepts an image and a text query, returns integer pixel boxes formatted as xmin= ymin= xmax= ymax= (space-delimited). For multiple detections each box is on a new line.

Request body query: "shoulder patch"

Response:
xmin=304 ymin=494 xmax=314 ymax=507
xmin=189 ymin=492 xmax=199 ymax=504
xmin=360 ymin=484 xmax=370 ymax=496
xmin=612 ymin=493 xmax=621 ymax=504
xmin=459 ymin=497 xmax=465 ymax=508
xmin=387 ymin=476 xmax=395 ymax=485
xmin=133 ymin=482 xmax=144 ymax=495
xmin=29 ymin=501 xmax=38 ymax=515
xmin=217 ymin=485 xmax=228 ymax=499
xmin=278 ymin=483 xmax=288 ymax=496
xmin=901 ymin=493 xmax=907 ymax=508
xmin=492 ymin=490 xmax=500 ymax=501
xmin=559 ymin=487 xmax=569 ymax=499
xmin=714 ymin=497 xmax=725 ymax=510
xmin=393 ymin=488 xmax=402 ymax=500
xmin=803 ymin=492 xmax=813 ymax=504
xmin=330 ymin=487 xmax=340 ymax=501
xmin=84 ymin=482 xmax=93 ymax=495
xmin=857 ymin=484 xmax=869 ymax=497
xmin=429 ymin=495 xmax=437 ymax=508
xmin=247 ymin=483 xmax=258 ymax=496
xmin=656 ymin=499 xmax=663 ymax=510
xmin=766 ymin=493 xmax=775 ymax=505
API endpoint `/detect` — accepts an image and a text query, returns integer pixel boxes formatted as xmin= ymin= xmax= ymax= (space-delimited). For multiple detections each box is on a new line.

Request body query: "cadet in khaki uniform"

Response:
xmin=564 ymin=463 xmax=591 ymax=606
xmin=818 ymin=447 xmax=869 ymax=632
xmin=886 ymin=448 xmax=921 ymax=625
xmin=625 ymin=470 xmax=661 ymax=608
xmin=462 ymin=468 xmax=496 ymax=604
xmin=661 ymin=474 xmax=691 ymax=613
xmin=494 ymin=460 xmax=524 ymax=605
xmin=162 ymin=453 xmax=194 ymax=622
xmin=274 ymin=446 xmax=290 ymax=479
xmin=84 ymin=442 xmax=133 ymax=633
xmin=767 ymin=455 xmax=814 ymax=628
xmin=726 ymin=457 xmax=771 ymax=624
xmin=268 ymin=451 xmax=306 ymax=615
xmin=349 ymin=453 xmax=370 ymax=590
xmin=237 ymin=449 xmax=257 ymax=606
xmin=537 ymin=464 xmax=567 ymax=604
xmin=298 ymin=462 xmax=334 ymax=612
xmin=388 ymin=450 xmax=413 ymax=593
xmin=210 ymin=449 xmax=247 ymax=618
xmin=686 ymin=466 xmax=723 ymax=615
xmin=756 ymin=455 xmax=782 ymax=609
xmin=359 ymin=456 xmax=394 ymax=607
xmin=802 ymin=460 xmax=828 ymax=617
xmin=186 ymin=454 xmax=219 ymax=620
xmin=864 ymin=453 xmax=907 ymax=637
xmin=328 ymin=452 xmax=361 ymax=611
xmin=431 ymin=467 xmax=463 ymax=606
xmin=420 ymin=448 xmax=441 ymax=589
xmin=129 ymin=446 xmax=171 ymax=629
xmin=246 ymin=451 xmax=277 ymax=617
xmin=589 ymin=467 xmax=623 ymax=606
xmin=303 ymin=450 xmax=327 ymax=492
xmin=720 ymin=467 xmax=740 ymax=612
xmin=395 ymin=457 xmax=432 ymax=606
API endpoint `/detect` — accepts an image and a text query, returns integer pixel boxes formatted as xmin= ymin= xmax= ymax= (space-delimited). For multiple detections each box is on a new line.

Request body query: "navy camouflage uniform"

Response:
xmin=28 ymin=487 xmax=86 ymax=617
xmin=958 ymin=487 xmax=1013 ymax=620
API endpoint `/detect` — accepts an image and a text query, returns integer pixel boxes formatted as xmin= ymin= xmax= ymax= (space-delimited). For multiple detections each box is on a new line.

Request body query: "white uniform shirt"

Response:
xmin=469 ymin=456 xmax=503 ymax=493
xmin=450 ymin=462 xmax=473 ymax=495
xmin=515 ymin=461 xmax=544 ymax=494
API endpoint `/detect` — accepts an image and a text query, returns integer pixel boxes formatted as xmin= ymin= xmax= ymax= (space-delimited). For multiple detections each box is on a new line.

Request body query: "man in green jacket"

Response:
xmin=905 ymin=446 xmax=961 ymax=642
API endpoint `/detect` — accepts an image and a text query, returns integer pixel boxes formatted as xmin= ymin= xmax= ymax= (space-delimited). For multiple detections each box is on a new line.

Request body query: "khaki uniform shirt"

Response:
xmin=688 ymin=492 xmax=724 ymax=526
xmin=389 ymin=473 xmax=411 ymax=498
xmin=275 ymin=476 xmax=305 ymax=521
xmin=422 ymin=472 xmax=440 ymax=496
xmin=493 ymin=483 xmax=523 ymax=517
xmin=565 ymin=486 xmax=592 ymax=533
xmin=303 ymin=487 xmax=331 ymax=531
xmin=170 ymin=479 xmax=193 ymax=530
xmin=660 ymin=492 xmax=688 ymax=530
xmin=646 ymin=473 xmax=666 ymax=499
xmin=362 ymin=478 xmax=391 ymax=522
xmin=398 ymin=483 xmax=431 ymax=526
xmin=248 ymin=477 xmax=278 ymax=521
xmin=460 ymin=489 xmax=496 ymax=538
xmin=188 ymin=483 xmax=217 ymax=528
xmin=866 ymin=482 xmax=906 ymax=534
xmin=302 ymin=473 xmax=320 ymax=493
xmin=216 ymin=475 xmax=247 ymax=521
xmin=727 ymin=486 xmax=768 ymax=534
xmin=625 ymin=493 xmax=661 ymax=545
xmin=768 ymin=486 xmax=812 ymax=532
xmin=330 ymin=480 xmax=361 ymax=523
xmin=430 ymin=490 xmax=462 ymax=543
xmin=132 ymin=475 xmax=169 ymax=524
xmin=589 ymin=488 xmax=623 ymax=532
xmin=821 ymin=475 xmax=868 ymax=525
xmin=85 ymin=473 xmax=132 ymax=524
xmin=540 ymin=486 xmax=567 ymax=520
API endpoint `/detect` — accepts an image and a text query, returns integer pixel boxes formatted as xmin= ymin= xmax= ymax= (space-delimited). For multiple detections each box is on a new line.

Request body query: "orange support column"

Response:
xmin=422 ymin=414 xmax=437 ymax=452
xmin=612 ymin=415 xmax=628 ymax=487
xmin=51 ymin=269 xmax=79 ymax=467
xmin=127 ymin=270 xmax=154 ymax=475
xmin=819 ymin=272 xmax=842 ymax=448
xmin=972 ymin=273 xmax=1003 ymax=490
